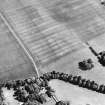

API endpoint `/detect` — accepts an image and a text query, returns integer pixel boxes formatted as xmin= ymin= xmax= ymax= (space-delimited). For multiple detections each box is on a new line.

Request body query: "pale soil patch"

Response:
xmin=2 ymin=88 xmax=23 ymax=105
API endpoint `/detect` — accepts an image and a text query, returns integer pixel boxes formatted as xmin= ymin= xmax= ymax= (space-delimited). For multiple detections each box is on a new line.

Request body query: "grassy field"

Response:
xmin=0 ymin=16 xmax=37 ymax=81
xmin=49 ymin=79 xmax=105 ymax=105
